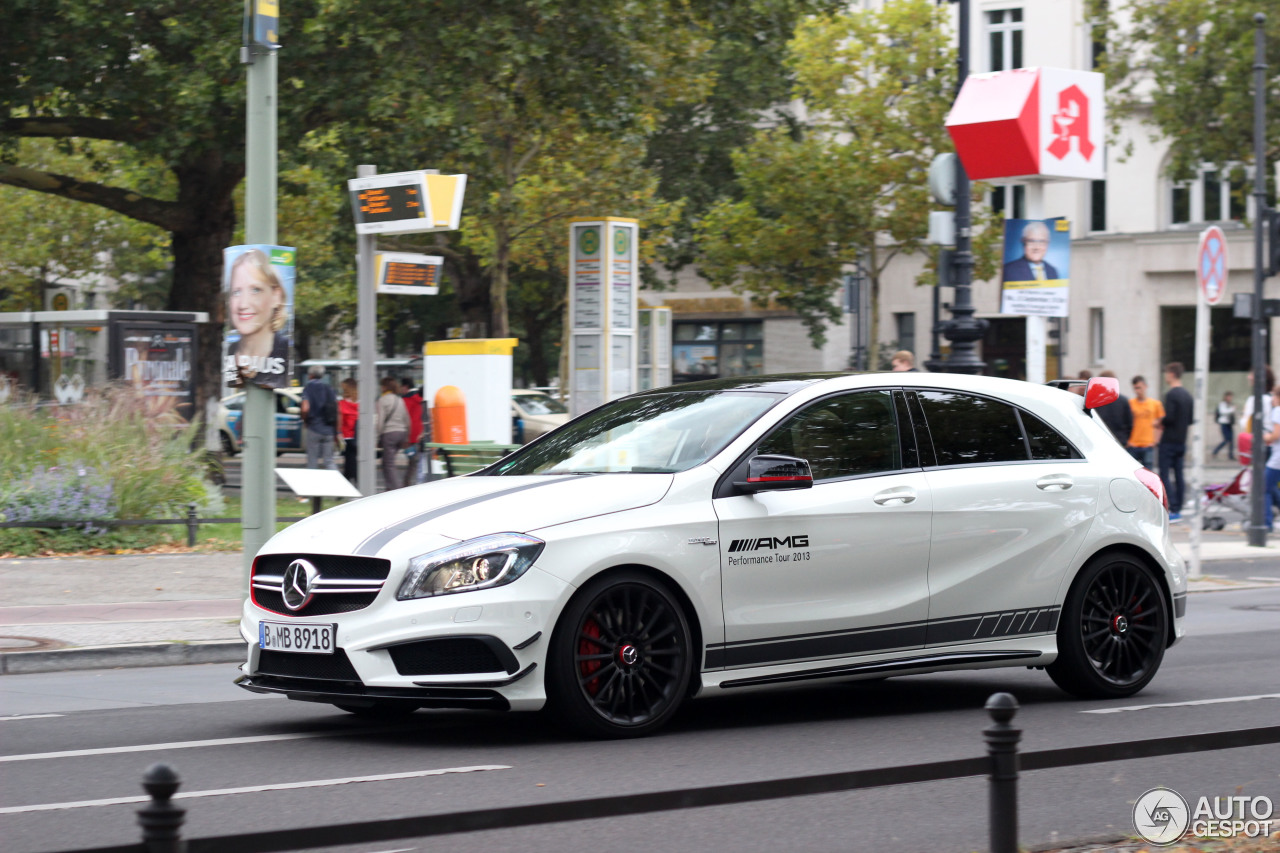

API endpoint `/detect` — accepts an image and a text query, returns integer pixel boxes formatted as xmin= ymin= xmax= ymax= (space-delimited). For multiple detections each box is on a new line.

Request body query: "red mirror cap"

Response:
xmin=1085 ymin=376 xmax=1119 ymax=410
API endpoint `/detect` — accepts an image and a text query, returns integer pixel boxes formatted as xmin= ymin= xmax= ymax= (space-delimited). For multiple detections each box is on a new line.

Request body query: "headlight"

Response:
xmin=396 ymin=533 xmax=545 ymax=600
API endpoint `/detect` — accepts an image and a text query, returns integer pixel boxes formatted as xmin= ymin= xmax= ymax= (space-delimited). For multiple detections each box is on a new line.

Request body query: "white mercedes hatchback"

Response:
xmin=237 ymin=372 xmax=1186 ymax=737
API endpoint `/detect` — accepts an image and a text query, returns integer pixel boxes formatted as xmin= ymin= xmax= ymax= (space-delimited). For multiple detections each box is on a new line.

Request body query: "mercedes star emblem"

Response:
xmin=282 ymin=559 xmax=319 ymax=611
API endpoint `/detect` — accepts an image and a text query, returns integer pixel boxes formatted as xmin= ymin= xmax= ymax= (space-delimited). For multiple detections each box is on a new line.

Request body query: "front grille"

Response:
xmin=388 ymin=638 xmax=509 ymax=676
xmin=252 ymin=553 xmax=391 ymax=617
xmin=257 ymin=648 xmax=361 ymax=682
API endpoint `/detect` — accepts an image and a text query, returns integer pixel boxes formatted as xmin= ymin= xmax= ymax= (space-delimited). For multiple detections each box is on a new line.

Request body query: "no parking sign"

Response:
xmin=1198 ymin=225 xmax=1228 ymax=305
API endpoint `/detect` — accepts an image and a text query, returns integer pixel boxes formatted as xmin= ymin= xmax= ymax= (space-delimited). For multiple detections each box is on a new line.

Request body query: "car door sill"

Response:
xmin=717 ymin=650 xmax=1042 ymax=689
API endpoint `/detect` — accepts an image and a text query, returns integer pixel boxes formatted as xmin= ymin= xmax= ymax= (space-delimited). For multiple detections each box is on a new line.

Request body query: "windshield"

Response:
xmin=489 ymin=391 xmax=781 ymax=475
xmin=516 ymin=394 xmax=568 ymax=415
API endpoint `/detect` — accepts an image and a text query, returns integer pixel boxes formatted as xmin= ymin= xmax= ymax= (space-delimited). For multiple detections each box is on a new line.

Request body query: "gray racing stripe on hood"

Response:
xmin=354 ymin=479 xmax=564 ymax=556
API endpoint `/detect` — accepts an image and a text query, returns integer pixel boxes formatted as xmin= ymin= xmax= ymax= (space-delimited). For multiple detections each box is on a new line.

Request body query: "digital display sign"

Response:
xmin=348 ymin=171 xmax=468 ymax=235
xmin=375 ymin=252 xmax=442 ymax=295
xmin=355 ymin=185 xmax=425 ymax=226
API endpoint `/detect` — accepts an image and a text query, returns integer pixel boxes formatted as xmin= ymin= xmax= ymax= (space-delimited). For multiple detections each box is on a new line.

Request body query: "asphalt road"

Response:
xmin=3 ymin=587 xmax=1278 ymax=853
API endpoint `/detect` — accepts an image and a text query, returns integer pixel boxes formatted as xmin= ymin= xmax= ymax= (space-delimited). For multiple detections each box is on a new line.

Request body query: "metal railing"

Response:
xmin=0 ymin=505 xmax=308 ymax=547
xmin=36 ymin=693 xmax=1280 ymax=853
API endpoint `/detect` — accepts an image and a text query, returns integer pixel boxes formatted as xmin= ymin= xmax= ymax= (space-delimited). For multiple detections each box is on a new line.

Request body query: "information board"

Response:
xmin=375 ymin=252 xmax=442 ymax=295
xmin=348 ymin=171 xmax=468 ymax=236
xmin=567 ymin=218 xmax=639 ymax=417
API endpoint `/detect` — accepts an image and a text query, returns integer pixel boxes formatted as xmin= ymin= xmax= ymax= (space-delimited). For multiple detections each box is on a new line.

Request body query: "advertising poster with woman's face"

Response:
xmin=223 ymin=245 xmax=295 ymax=390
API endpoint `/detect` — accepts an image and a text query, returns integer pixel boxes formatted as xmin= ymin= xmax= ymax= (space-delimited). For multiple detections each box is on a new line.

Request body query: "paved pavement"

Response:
xmin=3 ymin=458 xmax=1279 ymax=674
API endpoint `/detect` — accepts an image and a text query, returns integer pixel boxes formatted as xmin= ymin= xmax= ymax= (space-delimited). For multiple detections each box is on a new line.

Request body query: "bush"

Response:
xmin=0 ymin=385 xmax=220 ymax=555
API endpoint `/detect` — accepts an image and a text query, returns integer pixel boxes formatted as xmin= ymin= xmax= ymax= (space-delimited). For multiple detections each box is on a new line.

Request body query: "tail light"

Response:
xmin=1134 ymin=468 xmax=1168 ymax=510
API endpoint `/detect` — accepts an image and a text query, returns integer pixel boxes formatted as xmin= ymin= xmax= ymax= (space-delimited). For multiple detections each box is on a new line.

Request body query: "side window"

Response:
xmin=917 ymin=391 xmax=1027 ymax=465
xmin=1020 ymin=410 xmax=1082 ymax=460
xmin=758 ymin=390 xmax=901 ymax=480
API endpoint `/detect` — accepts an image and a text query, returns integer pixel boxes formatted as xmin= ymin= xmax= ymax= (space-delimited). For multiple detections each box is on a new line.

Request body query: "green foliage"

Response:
xmin=1092 ymin=0 xmax=1280 ymax=179
xmin=697 ymin=0 xmax=969 ymax=364
xmin=0 ymin=386 xmax=220 ymax=555
xmin=0 ymin=140 xmax=170 ymax=311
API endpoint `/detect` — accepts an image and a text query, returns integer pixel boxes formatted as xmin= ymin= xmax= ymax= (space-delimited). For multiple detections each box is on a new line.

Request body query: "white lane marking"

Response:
xmin=0 ymin=727 xmax=393 ymax=763
xmin=0 ymin=714 xmax=64 ymax=721
xmin=0 ymin=765 xmax=510 ymax=814
xmin=1083 ymin=693 xmax=1280 ymax=714
xmin=1246 ymin=576 xmax=1280 ymax=582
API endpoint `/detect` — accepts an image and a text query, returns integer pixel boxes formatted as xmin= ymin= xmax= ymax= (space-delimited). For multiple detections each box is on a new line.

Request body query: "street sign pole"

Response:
xmin=1190 ymin=227 xmax=1227 ymax=577
xmin=1248 ymin=13 xmax=1269 ymax=548
xmin=1024 ymin=182 xmax=1047 ymax=384
xmin=356 ymin=165 xmax=378 ymax=498
xmin=240 ymin=13 xmax=279 ymax=589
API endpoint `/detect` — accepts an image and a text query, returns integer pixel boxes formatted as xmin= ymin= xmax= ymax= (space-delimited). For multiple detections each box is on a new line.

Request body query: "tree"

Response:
xmin=1091 ymin=1 xmax=1280 ymax=182
xmin=697 ymin=0 xmax=1001 ymax=367
xmin=0 ymin=0 xmax=708 ymax=410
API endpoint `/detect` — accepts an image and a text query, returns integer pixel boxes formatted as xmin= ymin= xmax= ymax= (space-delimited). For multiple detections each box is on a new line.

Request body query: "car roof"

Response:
xmin=636 ymin=371 xmax=1081 ymax=411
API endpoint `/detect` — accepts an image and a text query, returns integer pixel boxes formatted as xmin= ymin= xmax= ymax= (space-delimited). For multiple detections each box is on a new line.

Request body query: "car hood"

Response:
xmin=261 ymin=473 xmax=674 ymax=558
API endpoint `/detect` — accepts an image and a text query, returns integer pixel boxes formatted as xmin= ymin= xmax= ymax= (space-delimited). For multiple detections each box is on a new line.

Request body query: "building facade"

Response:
xmin=640 ymin=0 xmax=1279 ymax=409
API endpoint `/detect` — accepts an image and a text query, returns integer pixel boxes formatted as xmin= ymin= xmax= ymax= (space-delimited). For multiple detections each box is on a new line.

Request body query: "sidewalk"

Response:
xmin=2 ymin=521 xmax=1278 ymax=674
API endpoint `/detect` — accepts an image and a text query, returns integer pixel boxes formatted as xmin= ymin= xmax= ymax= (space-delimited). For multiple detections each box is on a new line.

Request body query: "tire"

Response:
xmin=546 ymin=571 xmax=694 ymax=738
xmin=332 ymin=702 xmax=419 ymax=719
xmin=1048 ymin=554 xmax=1168 ymax=699
xmin=220 ymin=432 xmax=237 ymax=456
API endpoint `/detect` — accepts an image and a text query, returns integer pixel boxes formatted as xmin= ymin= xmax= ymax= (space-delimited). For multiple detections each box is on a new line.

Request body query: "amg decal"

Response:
xmin=727 ymin=535 xmax=809 ymax=552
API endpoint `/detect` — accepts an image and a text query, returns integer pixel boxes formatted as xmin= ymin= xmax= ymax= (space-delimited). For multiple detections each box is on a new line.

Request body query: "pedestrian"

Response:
xmin=1213 ymin=390 xmax=1236 ymax=460
xmin=1071 ymin=369 xmax=1092 ymax=395
xmin=1263 ymin=386 xmax=1280 ymax=531
xmin=1094 ymin=369 xmax=1133 ymax=445
xmin=338 ymin=377 xmax=358 ymax=484
xmin=375 ymin=375 xmax=410 ymax=490
xmin=1159 ymin=362 xmax=1194 ymax=521
xmin=1127 ymin=375 xmax=1164 ymax=470
xmin=399 ymin=378 xmax=425 ymax=485
xmin=890 ymin=350 xmax=919 ymax=372
xmin=1240 ymin=366 xmax=1275 ymax=434
xmin=300 ymin=366 xmax=338 ymax=471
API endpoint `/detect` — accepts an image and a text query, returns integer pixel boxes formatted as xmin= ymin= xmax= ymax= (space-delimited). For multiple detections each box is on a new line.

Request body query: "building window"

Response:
xmin=991 ymin=184 xmax=1025 ymax=220
xmin=672 ymin=321 xmax=764 ymax=383
xmin=986 ymin=9 xmax=1023 ymax=72
xmin=1090 ymin=180 xmax=1106 ymax=232
xmin=894 ymin=313 xmax=916 ymax=356
xmin=1169 ymin=166 xmax=1248 ymax=226
xmin=1089 ymin=308 xmax=1104 ymax=364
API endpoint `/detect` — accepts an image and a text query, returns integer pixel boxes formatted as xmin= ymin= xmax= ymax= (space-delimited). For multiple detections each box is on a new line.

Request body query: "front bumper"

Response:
xmin=238 ymin=566 xmax=572 ymax=712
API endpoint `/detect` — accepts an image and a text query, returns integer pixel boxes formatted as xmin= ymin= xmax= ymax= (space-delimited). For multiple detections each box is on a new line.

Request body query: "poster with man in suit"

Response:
xmin=1000 ymin=218 xmax=1071 ymax=317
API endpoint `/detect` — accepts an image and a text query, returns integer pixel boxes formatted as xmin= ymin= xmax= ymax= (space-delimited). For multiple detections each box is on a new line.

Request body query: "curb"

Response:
xmin=0 ymin=639 xmax=245 ymax=675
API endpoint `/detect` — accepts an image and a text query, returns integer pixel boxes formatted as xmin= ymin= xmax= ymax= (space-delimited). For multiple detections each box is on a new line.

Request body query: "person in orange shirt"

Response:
xmin=1128 ymin=375 xmax=1164 ymax=469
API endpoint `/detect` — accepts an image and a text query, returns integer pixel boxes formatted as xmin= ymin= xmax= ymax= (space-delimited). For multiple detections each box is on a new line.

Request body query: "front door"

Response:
xmin=713 ymin=389 xmax=932 ymax=669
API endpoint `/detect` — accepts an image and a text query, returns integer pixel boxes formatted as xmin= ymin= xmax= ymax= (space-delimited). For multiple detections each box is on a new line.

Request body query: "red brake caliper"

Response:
xmin=579 ymin=618 xmax=604 ymax=696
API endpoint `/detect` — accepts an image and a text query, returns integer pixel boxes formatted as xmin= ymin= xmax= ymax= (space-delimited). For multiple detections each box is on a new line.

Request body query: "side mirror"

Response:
xmin=1084 ymin=377 xmax=1119 ymax=410
xmin=734 ymin=454 xmax=814 ymax=494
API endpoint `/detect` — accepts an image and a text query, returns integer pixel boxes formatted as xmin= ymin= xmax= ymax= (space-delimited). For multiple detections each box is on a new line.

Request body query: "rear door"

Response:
xmin=912 ymin=391 xmax=1100 ymax=646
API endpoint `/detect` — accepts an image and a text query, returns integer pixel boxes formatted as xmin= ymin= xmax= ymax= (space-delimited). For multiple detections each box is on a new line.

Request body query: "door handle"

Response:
xmin=873 ymin=487 xmax=917 ymax=505
xmin=1036 ymin=474 xmax=1074 ymax=491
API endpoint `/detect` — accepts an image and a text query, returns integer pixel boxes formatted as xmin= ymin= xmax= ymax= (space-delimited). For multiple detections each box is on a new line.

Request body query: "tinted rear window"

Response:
xmin=917 ymin=391 xmax=1027 ymax=465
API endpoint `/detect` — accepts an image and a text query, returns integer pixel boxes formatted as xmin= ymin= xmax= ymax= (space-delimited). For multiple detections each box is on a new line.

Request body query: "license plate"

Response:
xmin=258 ymin=621 xmax=336 ymax=654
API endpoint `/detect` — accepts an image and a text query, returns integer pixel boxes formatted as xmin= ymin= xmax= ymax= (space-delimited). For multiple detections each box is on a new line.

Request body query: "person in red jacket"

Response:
xmin=400 ymin=378 xmax=425 ymax=485
xmin=338 ymin=378 xmax=359 ymax=484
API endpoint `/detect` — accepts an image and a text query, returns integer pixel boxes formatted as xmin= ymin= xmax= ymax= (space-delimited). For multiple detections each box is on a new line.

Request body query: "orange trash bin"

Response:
xmin=432 ymin=384 xmax=468 ymax=445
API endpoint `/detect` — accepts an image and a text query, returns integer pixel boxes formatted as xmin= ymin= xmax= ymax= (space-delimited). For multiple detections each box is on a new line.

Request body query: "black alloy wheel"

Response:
xmin=1048 ymin=555 xmax=1168 ymax=699
xmin=548 ymin=572 xmax=693 ymax=738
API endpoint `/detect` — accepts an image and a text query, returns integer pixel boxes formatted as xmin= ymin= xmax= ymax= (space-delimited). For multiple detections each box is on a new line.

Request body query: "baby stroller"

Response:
xmin=1201 ymin=432 xmax=1253 ymax=531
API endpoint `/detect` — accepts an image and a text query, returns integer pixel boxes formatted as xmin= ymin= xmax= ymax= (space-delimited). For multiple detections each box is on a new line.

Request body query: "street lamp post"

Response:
xmin=939 ymin=0 xmax=987 ymax=374
xmin=1248 ymin=12 xmax=1269 ymax=548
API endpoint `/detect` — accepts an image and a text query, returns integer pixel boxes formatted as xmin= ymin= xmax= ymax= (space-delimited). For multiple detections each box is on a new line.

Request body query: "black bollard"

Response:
xmin=137 ymin=763 xmax=186 ymax=853
xmin=185 ymin=503 xmax=198 ymax=548
xmin=984 ymin=692 xmax=1021 ymax=853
